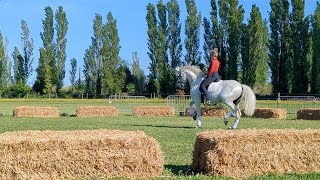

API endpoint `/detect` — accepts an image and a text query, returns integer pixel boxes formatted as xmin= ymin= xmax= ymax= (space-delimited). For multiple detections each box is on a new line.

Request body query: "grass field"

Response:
xmin=1 ymin=98 xmax=320 ymax=179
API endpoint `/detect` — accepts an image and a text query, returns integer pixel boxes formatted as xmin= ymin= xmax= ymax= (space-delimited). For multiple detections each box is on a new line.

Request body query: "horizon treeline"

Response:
xmin=0 ymin=0 xmax=319 ymax=98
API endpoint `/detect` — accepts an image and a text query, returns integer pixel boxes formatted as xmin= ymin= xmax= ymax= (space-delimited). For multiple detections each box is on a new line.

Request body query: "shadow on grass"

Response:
xmin=165 ymin=164 xmax=194 ymax=176
xmin=132 ymin=124 xmax=195 ymax=129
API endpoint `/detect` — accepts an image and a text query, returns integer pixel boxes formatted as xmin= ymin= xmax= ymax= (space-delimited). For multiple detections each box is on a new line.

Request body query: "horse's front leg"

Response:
xmin=189 ymin=100 xmax=197 ymax=121
xmin=195 ymin=99 xmax=202 ymax=128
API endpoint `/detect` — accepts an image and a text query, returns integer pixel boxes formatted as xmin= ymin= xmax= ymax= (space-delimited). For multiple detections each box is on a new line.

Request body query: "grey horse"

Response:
xmin=176 ymin=65 xmax=256 ymax=129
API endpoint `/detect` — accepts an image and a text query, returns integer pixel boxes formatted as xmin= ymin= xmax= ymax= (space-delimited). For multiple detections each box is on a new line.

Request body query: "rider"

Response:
xmin=200 ymin=48 xmax=220 ymax=104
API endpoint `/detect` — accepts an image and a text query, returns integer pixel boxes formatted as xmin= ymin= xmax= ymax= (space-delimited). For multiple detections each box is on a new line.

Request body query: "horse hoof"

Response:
xmin=224 ymin=119 xmax=228 ymax=126
xmin=228 ymin=126 xmax=235 ymax=130
xmin=193 ymin=115 xmax=197 ymax=121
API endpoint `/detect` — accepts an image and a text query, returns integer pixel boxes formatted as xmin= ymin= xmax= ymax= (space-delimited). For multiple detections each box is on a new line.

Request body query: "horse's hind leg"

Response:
xmin=224 ymin=111 xmax=234 ymax=125
xmin=189 ymin=100 xmax=196 ymax=120
xmin=224 ymin=101 xmax=241 ymax=129
xmin=195 ymin=100 xmax=202 ymax=128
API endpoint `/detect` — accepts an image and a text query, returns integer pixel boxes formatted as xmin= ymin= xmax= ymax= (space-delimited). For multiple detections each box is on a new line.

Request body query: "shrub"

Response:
xmin=1 ymin=83 xmax=32 ymax=98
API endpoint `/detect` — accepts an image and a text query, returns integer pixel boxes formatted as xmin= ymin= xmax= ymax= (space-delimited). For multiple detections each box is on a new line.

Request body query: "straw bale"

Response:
xmin=13 ymin=106 xmax=59 ymax=118
xmin=192 ymin=129 xmax=320 ymax=179
xmin=185 ymin=107 xmax=226 ymax=117
xmin=252 ymin=108 xmax=287 ymax=119
xmin=133 ymin=106 xmax=175 ymax=116
xmin=0 ymin=129 xmax=164 ymax=179
xmin=75 ymin=106 xmax=118 ymax=117
xmin=297 ymin=108 xmax=320 ymax=120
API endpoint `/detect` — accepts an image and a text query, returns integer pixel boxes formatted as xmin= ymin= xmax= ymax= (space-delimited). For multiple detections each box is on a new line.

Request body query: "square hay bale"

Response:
xmin=133 ymin=106 xmax=175 ymax=116
xmin=75 ymin=106 xmax=118 ymax=117
xmin=185 ymin=107 xmax=226 ymax=117
xmin=13 ymin=106 xmax=60 ymax=118
xmin=252 ymin=108 xmax=287 ymax=119
xmin=297 ymin=108 xmax=320 ymax=120
xmin=0 ymin=129 xmax=164 ymax=179
xmin=192 ymin=129 xmax=320 ymax=179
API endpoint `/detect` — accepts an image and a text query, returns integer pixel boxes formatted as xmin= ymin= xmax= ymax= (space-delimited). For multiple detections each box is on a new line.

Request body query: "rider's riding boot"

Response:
xmin=204 ymin=93 xmax=210 ymax=105
xmin=200 ymin=93 xmax=205 ymax=103
xmin=204 ymin=97 xmax=210 ymax=105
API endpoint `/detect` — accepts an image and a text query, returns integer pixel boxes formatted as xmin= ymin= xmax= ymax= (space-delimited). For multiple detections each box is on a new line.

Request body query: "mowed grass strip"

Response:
xmin=0 ymin=99 xmax=320 ymax=179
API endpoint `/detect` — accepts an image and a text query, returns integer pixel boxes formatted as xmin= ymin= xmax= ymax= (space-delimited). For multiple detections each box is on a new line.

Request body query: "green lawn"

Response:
xmin=0 ymin=98 xmax=320 ymax=179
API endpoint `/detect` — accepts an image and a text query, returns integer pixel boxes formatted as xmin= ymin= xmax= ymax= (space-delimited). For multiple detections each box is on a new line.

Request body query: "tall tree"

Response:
xmin=167 ymin=0 xmax=182 ymax=68
xmin=184 ymin=0 xmax=201 ymax=65
xmin=55 ymin=6 xmax=68 ymax=93
xmin=217 ymin=0 xmax=229 ymax=79
xmin=269 ymin=0 xmax=291 ymax=93
xmin=12 ymin=20 xmax=34 ymax=86
xmin=203 ymin=17 xmax=214 ymax=65
xmin=226 ymin=0 xmax=244 ymax=80
xmin=34 ymin=6 xmax=54 ymax=94
xmin=40 ymin=48 xmax=52 ymax=94
xmin=21 ymin=20 xmax=34 ymax=84
xmin=240 ymin=23 xmax=249 ymax=83
xmin=311 ymin=2 xmax=320 ymax=93
xmin=290 ymin=0 xmax=309 ymax=93
xmin=132 ymin=51 xmax=145 ymax=94
xmin=102 ymin=12 xmax=124 ymax=95
xmin=146 ymin=3 xmax=160 ymax=95
xmin=77 ymin=67 xmax=82 ymax=92
xmin=210 ymin=0 xmax=219 ymax=49
xmin=69 ymin=58 xmax=77 ymax=91
xmin=83 ymin=46 xmax=96 ymax=95
xmin=157 ymin=0 xmax=172 ymax=95
xmin=92 ymin=13 xmax=103 ymax=95
xmin=241 ymin=5 xmax=269 ymax=87
xmin=0 ymin=33 xmax=10 ymax=90
xmin=12 ymin=47 xmax=24 ymax=84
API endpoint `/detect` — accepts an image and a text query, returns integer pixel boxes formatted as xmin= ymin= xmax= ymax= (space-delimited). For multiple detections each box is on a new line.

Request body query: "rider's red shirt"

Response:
xmin=207 ymin=57 xmax=220 ymax=77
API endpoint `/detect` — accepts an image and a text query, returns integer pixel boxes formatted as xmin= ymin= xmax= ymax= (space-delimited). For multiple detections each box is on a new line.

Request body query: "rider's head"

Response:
xmin=211 ymin=48 xmax=219 ymax=58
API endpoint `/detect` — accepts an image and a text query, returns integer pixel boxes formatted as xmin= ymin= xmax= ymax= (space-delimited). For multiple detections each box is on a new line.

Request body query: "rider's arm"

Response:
xmin=207 ymin=62 xmax=214 ymax=76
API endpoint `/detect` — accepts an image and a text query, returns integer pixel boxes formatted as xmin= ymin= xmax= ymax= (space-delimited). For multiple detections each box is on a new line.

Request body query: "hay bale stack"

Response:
xmin=297 ymin=108 xmax=320 ymax=120
xmin=185 ymin=107 xmax=226 ymax=117
xmin=252 ymin=108 xmax=287 ymax=119
xmin=0 ymin=129 xmax=164 ymax=179
xmin=13 ymin=106 xmax=59 ymax=118
xmin=192 ymin=129 xmax=320 ymax=179
xmin=75 ymin=106 xmax=118 ymax=117
xmin=133 ymin=106 xmax=175 ymax=116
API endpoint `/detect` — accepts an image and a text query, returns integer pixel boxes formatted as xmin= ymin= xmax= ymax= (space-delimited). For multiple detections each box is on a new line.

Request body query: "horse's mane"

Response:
xmin=180 ymin=65 xmax=205 ymax=77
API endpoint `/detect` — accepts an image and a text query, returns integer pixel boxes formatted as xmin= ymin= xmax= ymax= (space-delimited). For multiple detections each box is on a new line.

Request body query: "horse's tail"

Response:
xmin=241 ymin=84 xmax=256 ymax=116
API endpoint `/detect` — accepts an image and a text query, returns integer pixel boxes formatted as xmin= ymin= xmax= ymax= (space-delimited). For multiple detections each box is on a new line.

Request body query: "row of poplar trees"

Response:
xmin=1 ymin=0 xmax=320 ymax=97
xmin=147 ymin=0 xmax=320 ymax=95
xmin=0 ymin=6 xmax=69 ymax=95
xmin=0 ymin=6 xmax=145 ymax=96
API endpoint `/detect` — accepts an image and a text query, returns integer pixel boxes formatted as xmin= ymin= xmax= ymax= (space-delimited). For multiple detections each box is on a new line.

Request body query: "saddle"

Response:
xmin=204 ymin=76 xmax=221 ymax=91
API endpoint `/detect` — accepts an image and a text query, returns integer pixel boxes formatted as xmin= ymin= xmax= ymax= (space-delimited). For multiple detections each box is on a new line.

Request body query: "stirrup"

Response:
xmin=204 ymin=97 xmax=210 ymax=105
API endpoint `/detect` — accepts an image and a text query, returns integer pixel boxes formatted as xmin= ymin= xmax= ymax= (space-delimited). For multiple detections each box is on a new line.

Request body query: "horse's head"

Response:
xmin=175 ymin=67 xmax=187 ymax=90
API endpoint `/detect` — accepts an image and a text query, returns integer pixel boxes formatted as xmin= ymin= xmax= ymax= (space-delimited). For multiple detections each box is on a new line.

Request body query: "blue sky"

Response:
xmin=0 ymin=0 xmax=317 ymax=86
